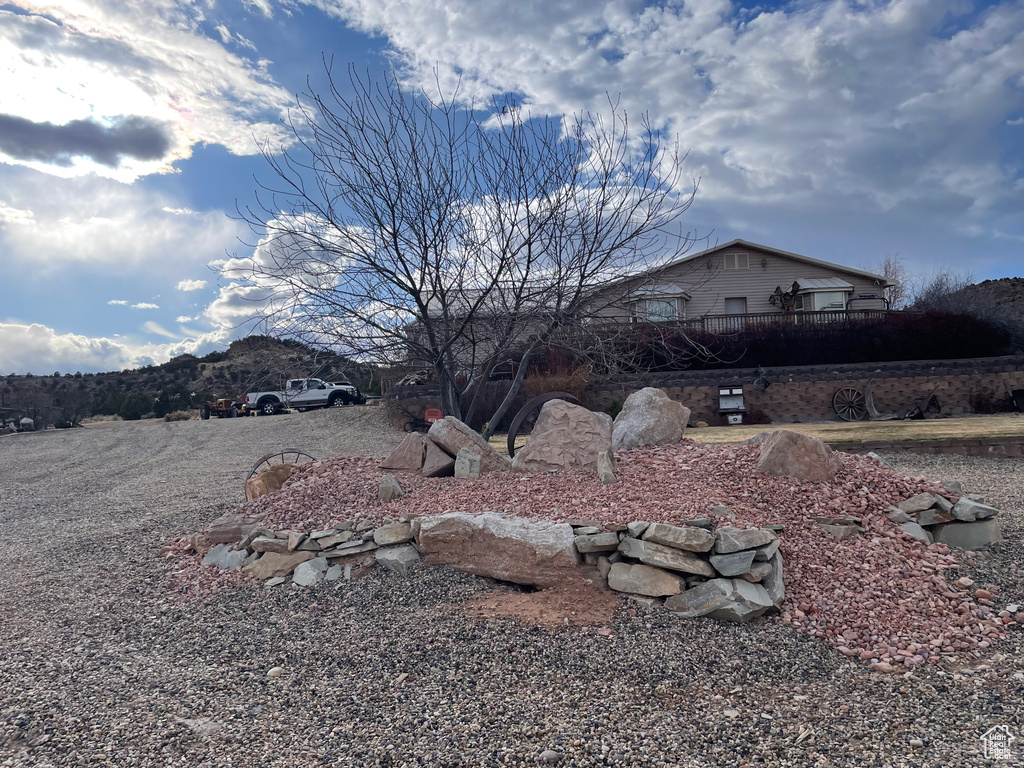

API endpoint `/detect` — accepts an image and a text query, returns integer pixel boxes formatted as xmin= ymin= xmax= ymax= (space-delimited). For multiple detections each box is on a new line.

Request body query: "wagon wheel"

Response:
xmin=507 ymin=392 xmax=583 ymax=458
xmin=832 ymin=387 xmax=868 ymax=421
xmin=245 ymin=449 xmax=316 ymax=496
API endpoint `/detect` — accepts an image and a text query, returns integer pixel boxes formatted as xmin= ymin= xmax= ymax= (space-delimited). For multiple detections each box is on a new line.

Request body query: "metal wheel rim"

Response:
xmin=246 ymin=448 xmax=317 ymax=493
xmin=833 ymin=387 xmax=868 ymax=421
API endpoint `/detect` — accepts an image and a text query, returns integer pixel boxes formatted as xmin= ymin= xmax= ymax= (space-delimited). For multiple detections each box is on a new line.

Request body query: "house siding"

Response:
xmin=599 ymin=244 xmax=888 ymax=320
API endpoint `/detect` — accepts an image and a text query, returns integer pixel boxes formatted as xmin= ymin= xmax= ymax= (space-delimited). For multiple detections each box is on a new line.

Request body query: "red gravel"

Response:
xmin=182 ymin=440 xmax=1012 ymax=667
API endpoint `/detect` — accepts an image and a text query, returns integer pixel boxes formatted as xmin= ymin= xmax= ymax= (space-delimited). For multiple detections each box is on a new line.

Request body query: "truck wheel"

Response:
xmin=259 ymin=400 xmax=278 ymax=416
xmin=328 ymin=392 xmax=347 ymax=407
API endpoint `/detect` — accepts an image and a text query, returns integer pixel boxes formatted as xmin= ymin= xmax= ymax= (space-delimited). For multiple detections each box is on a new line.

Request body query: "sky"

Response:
xmin=1 ymin=0 xmax=1022 ymax=374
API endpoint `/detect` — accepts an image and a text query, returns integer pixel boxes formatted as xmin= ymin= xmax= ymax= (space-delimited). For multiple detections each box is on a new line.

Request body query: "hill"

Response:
xmin=1 ymin=336 xmax=378 ymax=427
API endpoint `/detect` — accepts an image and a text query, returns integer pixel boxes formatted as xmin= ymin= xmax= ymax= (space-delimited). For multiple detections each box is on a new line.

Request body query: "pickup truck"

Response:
xmin=242 ymin=378 xmax=367 ymax=415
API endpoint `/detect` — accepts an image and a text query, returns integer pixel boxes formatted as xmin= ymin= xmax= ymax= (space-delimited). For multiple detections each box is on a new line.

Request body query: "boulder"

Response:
xmin=596 ymin=449 xmax=616 ymax=485
xmin=886 ymin=507 xmax=913 ymax=524
xmin=375 ymin=544 xmax=422 ymax=576
xmin=762 ymin=553 xmax=785 ymax=606
xmin=428 ymin=417 xmax=510 ymax=474
xmin=713 ymin=527 xmax=776 ymax=554
xmin=607 ymin=562 xmax=684 ymax=597
xmin=511 ymin=400 xmax=614 ymax=475
xmin=373 ymin=522 xmax=414 ymax=546
xmin=379 ymin=433 xmax=426 ymax=472
xmin=931 ymin=520 xmax=1002 ymax=549
xmin=421 ymin=438 xmax=456 ymax=478
xmin=643 ymin=523 xmax=715 ymax=553
xmin=737 ymin=562 xmax=773 ymax=583
xmin=897 ymin=493 xmax=937 ymax=514
xmin=250 ymin=536 xmax=290 ymax=554
xmin=201 ymin=543 xmax=247 ymax=570
xmin=710 ymin=550 xmax=756 ymax=577
xmin=917 ymin=509 xmax=954 ymax=527
xmin=205 ymin=512 xmax=267 ymax=545
xmin=626 ymin=521 xmax=650 ymax=538
xmin=454 ymin=448 xmax=481 ymax=479
xmin=317 ymin=531 xmax=354 ymax=548
xmin=900 ymin=522 xmax=932 ymax=544
xmin=950 ymin=498 xmax=999 ymax=522
xmin=292 ymin=557 xmax=329 ymax=587
xmin=665 ymin=578 xmax=773 ymax=622
xmin=611 ymin=387 xmax=691 ymax=452
xmin=378 ymin=474 xmax=405 ymax=503
xmin=243 ymin=550 xmax=314 ymax=580
xmin=752 ymin=539 xmax=780 ymax=562
xmin=244 ymin=464 xmax=295 ymax=502
xmin=413 ymin=512 xmax=577 ymax=587
xmin=618 ymin=538 xmax=715 ymax=577
xmin=574 ymin=533 xmax=621 ymax=553
xmin=755 ymin=430 xmax=839 ymax=483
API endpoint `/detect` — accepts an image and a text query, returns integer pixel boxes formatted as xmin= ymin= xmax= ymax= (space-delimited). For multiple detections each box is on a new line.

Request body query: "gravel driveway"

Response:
xmin=1 ymin=411 xmax=1022 ymax=767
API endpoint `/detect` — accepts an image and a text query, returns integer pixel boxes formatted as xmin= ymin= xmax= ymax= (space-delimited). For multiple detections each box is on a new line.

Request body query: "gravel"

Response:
xmin=1 ymin=411 xmax=1022 ymax=767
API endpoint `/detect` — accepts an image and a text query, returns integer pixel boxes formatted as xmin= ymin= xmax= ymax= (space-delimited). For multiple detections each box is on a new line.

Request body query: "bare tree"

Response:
xmin=234 ymin=64 xmax=698 ymax=432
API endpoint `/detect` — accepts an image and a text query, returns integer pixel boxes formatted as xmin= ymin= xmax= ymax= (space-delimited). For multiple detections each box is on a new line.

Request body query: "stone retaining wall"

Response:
xmin=585 ymin=355 xmax=1024 ymax=424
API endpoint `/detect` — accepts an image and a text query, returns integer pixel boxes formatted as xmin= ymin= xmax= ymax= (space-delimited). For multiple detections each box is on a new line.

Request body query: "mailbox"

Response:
xmin=718 ymin=387 xmax=746 ymax=425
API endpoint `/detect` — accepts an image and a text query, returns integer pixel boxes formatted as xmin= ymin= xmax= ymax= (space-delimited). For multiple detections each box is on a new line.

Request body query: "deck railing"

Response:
xmin=671 ymin=309 xmax=909 ymax=335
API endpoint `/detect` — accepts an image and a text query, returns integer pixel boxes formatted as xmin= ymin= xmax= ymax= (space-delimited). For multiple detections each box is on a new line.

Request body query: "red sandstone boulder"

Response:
xmin=511 ymin=400 xmax=612 ymax=474
xmin=755 ymin=429 xmax=840 ymax=483
xmin=412 ymin=512 xmax=577 ymax=587
xmin=379 ymin=433 xmax=426 ymax=472
xmin=421 ymin=437 xmax=456 ymax=477
xmin=427 ymin=417 xmax=510 ymax=474
xmin=244 ymin=464 xmax=295 ymax=502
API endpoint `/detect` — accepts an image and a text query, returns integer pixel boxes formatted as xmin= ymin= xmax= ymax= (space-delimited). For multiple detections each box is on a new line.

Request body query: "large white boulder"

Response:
xmin=412 ymin=512 xmax=577 ymax=587
xmin=612 ymin=388 xmax=691 ymax=452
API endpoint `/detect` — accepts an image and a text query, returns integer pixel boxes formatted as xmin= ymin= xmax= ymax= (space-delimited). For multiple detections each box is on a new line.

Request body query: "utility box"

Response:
xmin=718 ymin=387 xmax=746 ymax=425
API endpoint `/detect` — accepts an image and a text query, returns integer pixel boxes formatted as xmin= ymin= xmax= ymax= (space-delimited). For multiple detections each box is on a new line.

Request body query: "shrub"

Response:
xmin=604 ymin=399 xmax=623 ymax=420
xmin=164 ymin=410 xmax=192 ymax=422
xmin=745 ymin=409 xmax=772 ymax=425
xmin=118 ymin=393 xmax=152 ymax=421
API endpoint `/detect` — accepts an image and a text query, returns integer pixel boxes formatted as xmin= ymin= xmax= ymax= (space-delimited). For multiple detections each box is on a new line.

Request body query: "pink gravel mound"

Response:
xmin=197 ymin=442 xmax=1010 ymax=667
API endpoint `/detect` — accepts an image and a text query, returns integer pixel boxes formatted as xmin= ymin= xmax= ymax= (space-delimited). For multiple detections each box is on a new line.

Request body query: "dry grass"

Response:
xmin=687 ymin=413 xmax=1024 ymax=445
xmin=487 ymin=413 xmax=1024 ymax=453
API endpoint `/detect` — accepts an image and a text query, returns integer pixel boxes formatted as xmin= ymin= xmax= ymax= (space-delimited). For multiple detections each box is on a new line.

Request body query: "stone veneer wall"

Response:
xmin=585 ymin=355 xmax=1024 ymax=425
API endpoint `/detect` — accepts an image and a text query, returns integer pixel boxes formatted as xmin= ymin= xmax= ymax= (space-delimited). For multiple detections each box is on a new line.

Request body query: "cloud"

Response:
xmin=0 ymin=170 xmax=243 ymax=269
xmin=0 ymin=2 xmax=295 ymax=180
xmin=107 ymin=299 xmax=128 ymax=305
xmin=142 ymin=320 xmax=177 ymax=338
xmin=132 ymin=303 xmax=160 ymax=309
xmin=0 ymin=321 xmax=230 ymax=374
xmin=161 ymin=206 xmax=196 ymax=216
xmin=1009 ymin=117 xmax=1024 ymax=126
xmin=0 ymin=201 xmax=35 ymax=226
xmin=0 ymin=114 xmax=171 ymax=169
xmin=175 ymin=315 xmax=193 ymax=323
xmin=303 ymin=0 xmax=1024 ymax=223
xmin=176 ymin=279 xmax=208 ymax=291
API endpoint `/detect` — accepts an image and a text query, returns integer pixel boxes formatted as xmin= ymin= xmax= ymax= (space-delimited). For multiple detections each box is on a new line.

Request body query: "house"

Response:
xmin=597 ymin=239 xmax=892 ymax=329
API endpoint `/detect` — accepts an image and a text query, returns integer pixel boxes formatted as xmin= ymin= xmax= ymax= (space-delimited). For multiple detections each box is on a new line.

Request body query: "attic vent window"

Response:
xmin=723 ymin=253 xmax=749 ymax=270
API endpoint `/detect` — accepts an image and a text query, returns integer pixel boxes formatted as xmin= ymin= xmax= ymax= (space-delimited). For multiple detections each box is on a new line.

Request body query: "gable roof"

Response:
xmin=643 ymin=239 xmax=892 ymax=287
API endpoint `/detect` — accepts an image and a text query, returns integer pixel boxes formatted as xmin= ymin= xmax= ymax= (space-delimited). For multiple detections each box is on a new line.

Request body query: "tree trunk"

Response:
xmin=480 ymin=347 xmax=535 ymax=440
xmin=436 ymin=365 xmax=462 ymax=421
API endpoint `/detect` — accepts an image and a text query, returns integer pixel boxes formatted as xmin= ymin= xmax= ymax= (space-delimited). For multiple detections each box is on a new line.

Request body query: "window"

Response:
xmin=794 ymin=291 xmax=848 ymax=312
xmin=814 ymin=291 xmax=846 ymax=310
xmin=723 ymin=253 xmax=749 ymax=270
xmin=629 ymin=298 xmax=682 ymax=322
xmin=646 ymin=298 xmax=678 ymax=322
xmin=723 ymin=297 xmax=747 ymax=314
